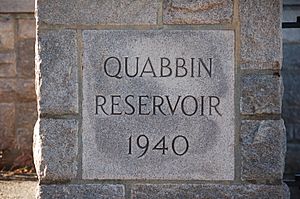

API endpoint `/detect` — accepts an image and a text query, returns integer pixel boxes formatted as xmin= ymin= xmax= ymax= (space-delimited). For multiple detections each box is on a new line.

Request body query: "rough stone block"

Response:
xmin=241 ymin=120 xmax=286 ymax=180
xmin=18 ymin=19 xmax=35 ymax=39
xmin=82 ymin=30 xmax=235 ymax=180
xmin=131 ymin=183 xmax=289 ymax=199
xmin=37 ymin=0 xmax=158 ymax=25
xmin=0 ymin=0 xmax=34 ymax=13
xmin=0 ymin=103 xmax=15 ymax=151
xmin=37 ymin=30 xmax=78 ymax=115
xmin=16 ymin=79 xmax=36 ymax=102
xmin=37 ymin=184 xmax=125 ymax=199
xmin=240 ymin=74 xmax=282 ymax=115
xmin=0 ymin=181 xmax=37 ymax=199
xmin=17 ymin=39 xmax=35 ymax=78
xmin=163 ymin=0 xmax=233 ymax=24
xmin=0 ymin=52 xmax=16 ymax=77
xmin=240 ymin=0 xmax=282 ymax=64
xmin=16 ymin=102 xmax=37 ymax=151
xmin=0 ymin=79 xmax=16 ymax=102
xmin=0 ymin=15 xmax=14 ymax=50
xmin=33 ymin=119 xmax=78 ymax=181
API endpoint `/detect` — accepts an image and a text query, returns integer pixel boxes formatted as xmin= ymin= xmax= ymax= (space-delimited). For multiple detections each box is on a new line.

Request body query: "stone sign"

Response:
xmin=35 ymin=0 xmax=288 ymax=198
xmin=82 ymin=30 xmax=235 ymax=180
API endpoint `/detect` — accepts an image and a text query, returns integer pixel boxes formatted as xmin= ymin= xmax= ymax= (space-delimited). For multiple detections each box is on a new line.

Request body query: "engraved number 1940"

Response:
xmin=128 ymin=135 xmax=189 ymax=158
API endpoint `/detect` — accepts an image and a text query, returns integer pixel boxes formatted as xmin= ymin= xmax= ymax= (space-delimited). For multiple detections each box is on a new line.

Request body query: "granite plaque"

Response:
xmin=82 ymin=30 xmax=235 ymax=180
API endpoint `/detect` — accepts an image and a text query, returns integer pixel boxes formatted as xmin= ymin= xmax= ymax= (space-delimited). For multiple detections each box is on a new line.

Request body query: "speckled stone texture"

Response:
xmin=240 ymin=0 xmax=282 ymax=69
xmin=37 ymin=184 xmax=125 ymax=199
xmin=163 ymin=0 xmax=233 ymax=24
xmin=33 ymin=119 xmax=78 ymax=181
xmin=0 ymin=181 xmax=38 ymax=199
xmin=131 ymin=183 xmax=290 ymax=199
xmin=240 ymin=74 xmax=282 ymax=115
xmin=0 ymin=0 xmax=34 ymax=13
xmin=37 ymin=0 xmax=158 ymax=25
xmin=36 ymin=30 xmax=78 ymax=115
xmin=33 ymin=0 xmax=287 ymax=197
xmin=241 ymin=120 xmax=286 ymax=180
xmin=82 ymin=30 xmax=235 ymax=180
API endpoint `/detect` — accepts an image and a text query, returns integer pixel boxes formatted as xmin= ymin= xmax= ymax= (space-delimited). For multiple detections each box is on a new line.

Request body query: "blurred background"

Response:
xmin=0 ymin=0 xmax=36 ymax=179
xmin=282 ymin=0 xmax=300 ymax=197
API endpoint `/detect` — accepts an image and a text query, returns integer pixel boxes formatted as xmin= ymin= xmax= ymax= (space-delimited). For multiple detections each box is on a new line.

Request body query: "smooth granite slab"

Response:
xmin=82 ymin=30 xmax=235 ymax=180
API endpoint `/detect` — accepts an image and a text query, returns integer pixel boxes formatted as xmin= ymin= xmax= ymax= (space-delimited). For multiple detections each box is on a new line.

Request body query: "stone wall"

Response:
xmin=0 ymin=2 xmax=36 ymax=169
xmin=282 ymin=0 xmax=300 ymax=179
xmin=34 ymin=0 xmax=289 ymax=198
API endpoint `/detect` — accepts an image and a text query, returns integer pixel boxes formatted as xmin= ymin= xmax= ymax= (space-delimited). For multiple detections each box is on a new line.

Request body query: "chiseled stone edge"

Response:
xmin=36 ymin=30 xmax=79 ymax=115
xmin=163 ymin=0 xmax=233 ymax=25
xmin=33 ymin=118 xmax=78 ymax=182
xmin=241 ymin=119 xmax=286 ymax=181
xmin=36 ymin=184 xmax=125 ymax=199
xmin=240 ymin=74 xmax=283 ymax=115
xmin=239 ymin=0 xmax=282 ymax=69
xmin=131 ymin=183 xmax=289 ymax=199
xmin=37 ymin=0 xmax=158 ymax=25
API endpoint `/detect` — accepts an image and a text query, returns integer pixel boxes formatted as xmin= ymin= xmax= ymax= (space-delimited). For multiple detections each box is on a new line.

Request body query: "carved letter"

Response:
xmin=111 ymin=95 xmax=122 ymax=115
xmin=160 ymin=57 xmax=172 ymax=77
xmin=209 ymin=96 xmax=221 ymax=116
xmin=95 ymin=95 xmax=109 ymax=115
xmin=165 ymin=95 xmax=181 ymax=115
xmin=181 ymin=95 xmax=198 ymax=116
xmin=104 ymin=57 xmax=122 ymax=79
xmin=175 ymin=58 xmax=187 ymax=77
xmin=153 ymin=96 xmax=166 ymax=115
xmin=140 ymin=57 xmax=157 ymax=77
xmin=125 ymin=95 xmax=135 ymax=115
xmin=138 ymin=95 xmax=150 ymax=115
xmin=125 ymin=57 xmax=139 ymax=77
xmin=198 ymin=58 xmax=213 ymax=78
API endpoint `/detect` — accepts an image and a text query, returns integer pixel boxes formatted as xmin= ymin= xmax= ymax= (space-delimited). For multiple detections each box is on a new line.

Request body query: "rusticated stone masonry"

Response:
xmin=35 ymin=0 xmax=289 ymax=198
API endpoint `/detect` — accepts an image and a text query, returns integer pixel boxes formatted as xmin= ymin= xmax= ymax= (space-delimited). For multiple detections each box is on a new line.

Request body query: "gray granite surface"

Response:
xmin=82 ymin=30 xmax=235 ymax=180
